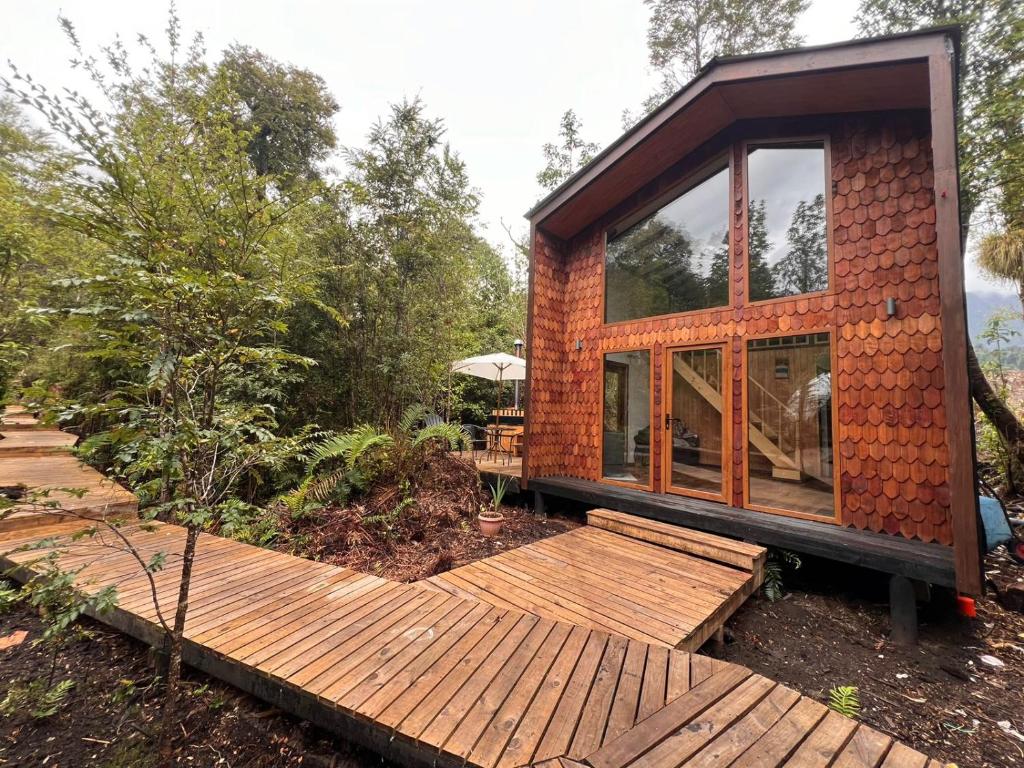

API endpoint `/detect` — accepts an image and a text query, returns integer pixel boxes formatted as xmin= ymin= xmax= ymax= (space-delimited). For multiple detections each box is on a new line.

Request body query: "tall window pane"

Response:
xmin=605 ymin=163 xmax=729 ymax=323
xmin=602 ymin=351 xmax=651 ymax=484
xmin=668 ymin=347 xmax=724 ymax=496
xmin=746 ymin=333 xmax=834 ymax=517
xmin=746 ymin=144 xmax=828 ymax=301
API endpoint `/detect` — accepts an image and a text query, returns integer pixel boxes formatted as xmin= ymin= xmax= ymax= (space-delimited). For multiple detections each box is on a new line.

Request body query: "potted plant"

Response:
xmin=478 ymin=475 xmax=509 ymax=537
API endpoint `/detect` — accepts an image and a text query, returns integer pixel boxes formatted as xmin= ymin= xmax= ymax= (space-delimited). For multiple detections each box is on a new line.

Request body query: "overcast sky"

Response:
xmin=0 ymin=0 xmax=1008 ymax=295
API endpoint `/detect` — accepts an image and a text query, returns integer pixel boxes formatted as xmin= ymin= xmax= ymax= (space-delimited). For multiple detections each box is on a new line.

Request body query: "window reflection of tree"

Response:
xmin=606 ymin=215 xmax=730 ymax=320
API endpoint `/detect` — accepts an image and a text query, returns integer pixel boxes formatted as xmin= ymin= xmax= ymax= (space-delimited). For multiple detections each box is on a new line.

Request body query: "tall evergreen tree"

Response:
xmin=746 ymin=200 xmax=776 ymax=301
xmin=773 ymin=194 xmax=827 ymax=295
xmin=537 ymin=109 xmax=601 ymax=191
xmin=626 ymin=0 xmax=809 ymax=124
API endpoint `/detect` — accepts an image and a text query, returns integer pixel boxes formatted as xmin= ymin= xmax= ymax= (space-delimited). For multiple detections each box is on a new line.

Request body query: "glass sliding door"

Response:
xmin=601 ymin=350 xmax=652 ymax=486
xmin=665 ymin=346 xmax=727 ymax=500
xmin=745 ymin=333 xmax=836 ymax=518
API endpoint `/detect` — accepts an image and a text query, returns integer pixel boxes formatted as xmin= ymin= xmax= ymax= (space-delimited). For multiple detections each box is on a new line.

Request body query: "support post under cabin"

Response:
xmin=533 ymin=490 xmax=546 ymax=519
xmin=889 ymin=575 xmax=919 ymax=645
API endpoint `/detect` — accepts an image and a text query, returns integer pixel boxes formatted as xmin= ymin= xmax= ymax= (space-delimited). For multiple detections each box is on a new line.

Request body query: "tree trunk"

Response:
xmin=158 ymin=523 xmax=200 ymax=767
xmin=968 ymin=337 xmax=1024 ymax=491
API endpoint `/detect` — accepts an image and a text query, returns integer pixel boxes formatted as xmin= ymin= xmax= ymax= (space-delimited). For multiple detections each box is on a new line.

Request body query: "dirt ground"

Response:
xmin=265 ymin=450 xmax=578 ymax=582
xmin=0 ymin=594 xmax=398 ymax=768
xmin=710 ymin=547 xmax=1024 ymax=768
xmin=297 ymin=502 xmax=579 ymax=581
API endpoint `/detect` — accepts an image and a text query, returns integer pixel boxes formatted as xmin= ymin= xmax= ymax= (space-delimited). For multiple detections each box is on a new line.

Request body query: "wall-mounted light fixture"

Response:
xmin=885 ymin=297 xmax=897 ymax=318
xmin=575 ymin=339 xmax=584 ymax=351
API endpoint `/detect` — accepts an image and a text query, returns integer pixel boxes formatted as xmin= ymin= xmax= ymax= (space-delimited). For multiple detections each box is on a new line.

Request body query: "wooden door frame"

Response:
xmin=661 ymin=341 xmax=732 ymax=504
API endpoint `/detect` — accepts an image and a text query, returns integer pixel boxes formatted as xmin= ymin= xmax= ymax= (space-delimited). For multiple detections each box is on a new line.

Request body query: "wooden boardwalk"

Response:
xmin=0 ymin=404 xmax=40 ymax=429
xmin=0 ymin=428 xmax=78 ymax=456
xmin=0 ymin=519 xmax=941 ymax=768
xmin=425 ymin=510 xmax=765 ymax=651
xmin=0 ymin=409 xmax=137 ymax=533
xmin=474 ymin=451 xmax=523 ymax=494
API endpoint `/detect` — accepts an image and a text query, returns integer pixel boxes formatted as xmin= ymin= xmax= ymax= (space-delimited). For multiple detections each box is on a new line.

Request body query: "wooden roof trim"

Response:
xmin=526 ymin=27 xmax=959 ymax=228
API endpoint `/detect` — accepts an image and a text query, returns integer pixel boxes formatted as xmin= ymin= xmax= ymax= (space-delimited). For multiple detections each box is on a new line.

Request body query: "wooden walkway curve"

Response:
xmin=0 ymin=411 xmax=137 ymax=533
xmin=0 ymin=520 xmax=943 ymax=768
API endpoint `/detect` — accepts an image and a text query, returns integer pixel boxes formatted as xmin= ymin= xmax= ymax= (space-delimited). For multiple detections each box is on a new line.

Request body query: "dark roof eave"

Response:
xmin=524 ymin=24 xmax=961 ymax=224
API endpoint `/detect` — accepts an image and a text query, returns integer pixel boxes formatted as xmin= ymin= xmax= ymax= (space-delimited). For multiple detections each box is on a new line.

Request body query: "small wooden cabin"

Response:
xmin=522 ymin=27 xmax=983 ymax=596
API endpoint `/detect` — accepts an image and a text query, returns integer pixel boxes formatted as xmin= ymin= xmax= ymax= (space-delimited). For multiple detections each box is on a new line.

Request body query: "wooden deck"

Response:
xmin=473 ymin=450 xmax=523 ymax=494
xmin=0 ymin=404 xmax=41 ymax=430
xmin=529 ymin=476 xmax=957 ymax=588
xmin=0 ymin=410 xmax=137 ymax=533
xmin=0 ymin=518 xmax=941 ymax=768
xmin=425 ymin=510 xmax=766 ymax=651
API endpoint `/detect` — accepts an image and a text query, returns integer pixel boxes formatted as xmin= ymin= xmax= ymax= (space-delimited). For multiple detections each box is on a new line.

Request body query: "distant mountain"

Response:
xmin=966 ymin=290 xmax=1023 ymax=343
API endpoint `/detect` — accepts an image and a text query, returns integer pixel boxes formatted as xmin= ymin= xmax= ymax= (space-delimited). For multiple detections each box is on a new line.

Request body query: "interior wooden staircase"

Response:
xmin=671 ymin=357 xmax=800 ymax=481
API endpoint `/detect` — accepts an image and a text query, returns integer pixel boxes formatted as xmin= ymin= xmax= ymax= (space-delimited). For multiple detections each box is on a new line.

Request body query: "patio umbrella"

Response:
xmin=451 ymin=353 xmax=526 ymax=427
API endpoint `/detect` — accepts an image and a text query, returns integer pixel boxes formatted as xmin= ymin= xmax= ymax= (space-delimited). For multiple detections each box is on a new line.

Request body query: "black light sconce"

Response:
xmin=886 ymin=297 xmax=897 ymax=318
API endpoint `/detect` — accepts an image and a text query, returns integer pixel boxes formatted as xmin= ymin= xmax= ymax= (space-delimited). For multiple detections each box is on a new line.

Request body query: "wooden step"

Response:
xmin=0 ymin=430 xmax=78 ymax=456
xmin=586 ymin=508 xmax=766 ymax=584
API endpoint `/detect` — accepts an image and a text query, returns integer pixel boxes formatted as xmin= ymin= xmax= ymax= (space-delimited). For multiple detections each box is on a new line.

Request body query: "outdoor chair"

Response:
xmin=460 ymin=424 xmax=488 ymax=458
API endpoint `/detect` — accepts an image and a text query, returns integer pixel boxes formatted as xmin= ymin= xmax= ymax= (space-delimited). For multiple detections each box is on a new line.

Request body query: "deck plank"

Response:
xmin=427 ymin=524 xmax=758 ymax=651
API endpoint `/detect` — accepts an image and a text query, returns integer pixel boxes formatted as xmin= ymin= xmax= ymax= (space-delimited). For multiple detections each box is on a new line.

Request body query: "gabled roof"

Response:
xmin=526 ymin=25 xmax=961 ymax=240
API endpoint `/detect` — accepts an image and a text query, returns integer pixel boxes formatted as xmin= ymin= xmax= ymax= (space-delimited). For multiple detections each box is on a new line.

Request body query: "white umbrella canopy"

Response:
xmin=451 ymin=353 xmax=526 ymax=429
xmin=451 ymin=353 xmax=525 ymax=381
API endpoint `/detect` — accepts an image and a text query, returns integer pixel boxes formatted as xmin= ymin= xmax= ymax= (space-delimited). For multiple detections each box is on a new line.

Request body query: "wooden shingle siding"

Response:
xmin=526 ymin=113 xmax=953 ymax=546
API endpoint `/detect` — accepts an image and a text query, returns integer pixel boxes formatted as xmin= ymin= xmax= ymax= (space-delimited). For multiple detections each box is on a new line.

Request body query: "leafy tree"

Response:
xmin=773 ymin=194 xmax=827 ymax=295
xmin=4 ymin=11 xmax=318 ymax=762
xmin=0 ymin=99 xmax=85 ymax=399
xmin=627 ymin=0 xmax=809 ymax=124
xmin=856 ymin=0 xmax=1024 ymax=488
xmin=537 ymin=109 xmax=600 ymax=191
xmin=287 ymin=98 xmax=517 ymax=428
xmin=218 ymin=45 xmax=339 ymax=187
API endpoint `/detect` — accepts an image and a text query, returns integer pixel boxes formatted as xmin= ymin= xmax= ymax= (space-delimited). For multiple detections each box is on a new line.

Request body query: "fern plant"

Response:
xmin=284 ymin=425 xmax=393 ymax=512
xmin=283 ymin=404 xmax=468 ymax=516
xmin=828 ymin=685 xmax=860 ymax=718
xmin=0 ymin=678 xmax=76 ymax=719
xmin=762 ymin=548 xmax=802 ymax=601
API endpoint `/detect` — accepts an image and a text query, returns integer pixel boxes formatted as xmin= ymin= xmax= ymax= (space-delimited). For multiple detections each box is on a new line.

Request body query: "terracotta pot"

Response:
xmin=478 ymin=512 xmax=504 ymax=537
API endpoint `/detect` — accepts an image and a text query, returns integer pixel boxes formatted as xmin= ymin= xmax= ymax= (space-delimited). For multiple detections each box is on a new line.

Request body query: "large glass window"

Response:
xmin=746 ymin=333 xmax=834 ymax=517
xmin=746 ymin=143 xmax=828 ymax=301
xmin=602 ymin=350 xmax=651 ymax=485
xmin=605 ymin=162 xmax=730 ymax=323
